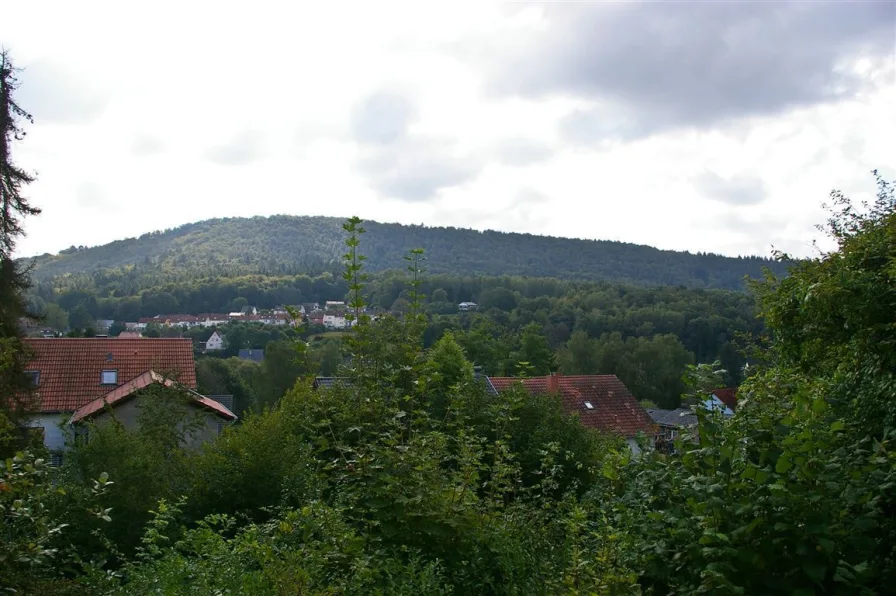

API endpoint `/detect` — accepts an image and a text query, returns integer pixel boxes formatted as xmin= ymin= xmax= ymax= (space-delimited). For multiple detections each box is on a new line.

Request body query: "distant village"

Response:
xmin=132 ymin=301 xmax=480 ymax=332
xmin=25 ymin=300 xmax=482 ymax=340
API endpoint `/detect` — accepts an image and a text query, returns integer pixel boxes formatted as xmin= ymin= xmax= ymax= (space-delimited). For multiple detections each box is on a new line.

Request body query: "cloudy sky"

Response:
xmin=3 ymin=1 xmax=894 ymax=259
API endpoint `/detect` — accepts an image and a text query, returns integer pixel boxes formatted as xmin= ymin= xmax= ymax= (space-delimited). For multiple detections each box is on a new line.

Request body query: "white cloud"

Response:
xmin=2 ymin=0 xmax=893 ymax=261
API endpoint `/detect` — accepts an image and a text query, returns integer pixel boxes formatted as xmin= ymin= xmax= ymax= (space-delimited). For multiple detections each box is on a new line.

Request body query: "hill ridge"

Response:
xmin=24 ymin=214 xmax=788 ymax=290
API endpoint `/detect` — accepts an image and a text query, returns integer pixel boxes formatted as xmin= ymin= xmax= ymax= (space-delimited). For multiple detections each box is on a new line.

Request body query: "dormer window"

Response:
xmin=101 ymin=370 xmax=118 ymax=385
xmin=583 ymin=401 xmax=594 ymax=410
xmin=25 ymin=371 xmax=40 ymax=387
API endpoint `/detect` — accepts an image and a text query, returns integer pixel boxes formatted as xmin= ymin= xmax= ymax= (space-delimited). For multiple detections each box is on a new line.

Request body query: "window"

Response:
xmin=49 ymin=453 xmax=64 ymax=467
xmin=25 ymin=370 xmax=40 ymax=387
xmin=101 ymin=370 xmax=118 ymax=385
xmin=583 ymin=401 xmax=594 ymax=410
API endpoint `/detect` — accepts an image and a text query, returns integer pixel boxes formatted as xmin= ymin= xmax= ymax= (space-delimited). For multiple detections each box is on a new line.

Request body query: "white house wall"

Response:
xmin=28 ymin=415 xmax=69 ymax=452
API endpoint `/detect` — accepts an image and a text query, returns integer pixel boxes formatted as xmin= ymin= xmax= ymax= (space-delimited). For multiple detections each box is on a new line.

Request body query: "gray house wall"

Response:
xmin=88 ymin=394 xmax=224 ymax=449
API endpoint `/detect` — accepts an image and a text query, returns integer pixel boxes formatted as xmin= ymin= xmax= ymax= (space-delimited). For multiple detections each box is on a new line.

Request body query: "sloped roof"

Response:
xmin=23 ymin=338 xmax=196 ymax=412
xmin=488 ymin=374 xmax=655 ymax=437
xmin=312 ymin=376 xmax=348 ymax=389
xmin=647 ymin=407 xmax=698 ymax=428
xmin=712 ymin=387 xmax=738 ymax=410
xmin=474 ymin=371 xmax=499 ymax=396
xmin=70 ymin=371 xmax=237 ymax=424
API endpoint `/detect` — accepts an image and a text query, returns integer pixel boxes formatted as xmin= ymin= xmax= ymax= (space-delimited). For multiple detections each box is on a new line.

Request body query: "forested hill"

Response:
xmin=25 ymin=215 xmax=789 ymax=289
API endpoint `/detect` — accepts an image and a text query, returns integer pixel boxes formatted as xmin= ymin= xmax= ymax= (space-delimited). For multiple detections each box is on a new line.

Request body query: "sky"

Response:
xmin=3 ymin=0 xmax=894 ymax=259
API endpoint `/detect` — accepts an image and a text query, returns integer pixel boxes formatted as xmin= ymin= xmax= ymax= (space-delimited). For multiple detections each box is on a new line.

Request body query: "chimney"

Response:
xmin=547 ymin=372 xmax=560 ymax=393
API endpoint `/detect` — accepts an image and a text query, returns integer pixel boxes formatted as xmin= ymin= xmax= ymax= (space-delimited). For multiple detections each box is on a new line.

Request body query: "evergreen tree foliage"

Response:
xmin=0 ymin=50 xmax=40 ymax=428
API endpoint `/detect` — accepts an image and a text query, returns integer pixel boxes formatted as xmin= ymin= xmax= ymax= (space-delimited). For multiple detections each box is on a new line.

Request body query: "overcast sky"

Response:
xmin=3 ymin=1 xmax=894 ymax=259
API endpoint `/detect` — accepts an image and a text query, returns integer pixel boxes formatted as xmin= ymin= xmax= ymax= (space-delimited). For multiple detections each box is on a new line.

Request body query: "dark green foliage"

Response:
xmin=557 ymin=331 xmax=694 ymax=408
xmin=608 ymin=173 xmax=896 ymax=593
xmin=515 ymin=322 xmax=556 ymax=375
xmin=1 ymin=447 xmax=113 ymax=594
xmin=255 ymin=340 xmax=311 ymax=411
xmin=59 ymin=384 xmax=209 ymax=556
xmin=23 ymin=214 xmax=789 ymax=290
xmin=195 ymin=356 xmax=259 ymax=415
xmin=752 ymin=172 xmax=896 ymax=438
xmin=0 ymin=50 xmax=40 ymax=257
xmin=480 ymin=286 xmax=520 ymax=311
xmin=67 ymin=304 xmax=95 ymax=332
xmin=0 ymin=51 xmax=40 ymax=428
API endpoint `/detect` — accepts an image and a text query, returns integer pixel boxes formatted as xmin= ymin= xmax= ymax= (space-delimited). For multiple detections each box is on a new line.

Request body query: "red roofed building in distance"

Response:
xmin=20 ymin=338 xmax=235 ymax=458
xmin=711 ymin=387 xmax=738 ymax=411
xmin=488 ymin=373 xmax=656 ymax=452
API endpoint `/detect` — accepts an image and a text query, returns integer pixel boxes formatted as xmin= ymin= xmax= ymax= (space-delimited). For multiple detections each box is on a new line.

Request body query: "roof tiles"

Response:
xmin=712 ymin=387 xmax=738 ymax=410
xmin=69 ymin=370 xmax=235 ymax=423
xmin=488 ymin=374 xmax=655 ymax=437
xmin=23 ymin=338 xmax=196 ymax=413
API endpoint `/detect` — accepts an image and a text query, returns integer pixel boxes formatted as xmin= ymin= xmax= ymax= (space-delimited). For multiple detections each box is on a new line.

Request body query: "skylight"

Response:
xmin=584 ymin=401 xmax=594 ymax=409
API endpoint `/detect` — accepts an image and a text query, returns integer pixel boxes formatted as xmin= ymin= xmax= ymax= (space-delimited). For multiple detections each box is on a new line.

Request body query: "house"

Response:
xmin=96 ymin=319 xmax=115 ymax=333
xmin=259 ymin=313 xmax=289 ymax=326
xmin=238 ymin=349 xmax=265 ymax=363
xmin=69 ymin=371 xmax=237 ymax=449
xmin=704 ymin=387 xmax=737 ymax=417
xmin=325 ymin=301 xmax=345 ymax=311
xmin=488 ymin=373 xmax=655 ymax=452
xmin=647 ymin=407 xmax=698 ymax=441
xmin=309 ymin=312 xmax=325 ymax=326
xmin=458 ymin=302 xmax=478 ymax=312
xmin=229 ymin=306 xmax=257 ymax=318
xmin=323 ymin=314 xmax=347 ymax=329
xmin=163 ymin=314 xmax=202 ymax=328
xmin=117 ymin=331 xmax=143 ymax=339
xmin=302 ymin=303 xmax=320 ymax=314
xmin=198 ymin=313 xmax=230 ymax=327
xmin=20 ymin=338 xmax=236 ymax=461
xmin=205 ymin=331 xmax=224 ymax=351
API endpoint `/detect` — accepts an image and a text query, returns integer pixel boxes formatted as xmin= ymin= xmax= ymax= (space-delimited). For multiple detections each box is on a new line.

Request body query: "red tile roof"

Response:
xmin=22 ymin=338 xmax=196 ymax=413
xmin=70 ymin=371 xmax=236 ymax=423
xmin=712 ymin=387 xmax=738 ymax=410
xmin=488 ymin=374 xmax=656 ymax=437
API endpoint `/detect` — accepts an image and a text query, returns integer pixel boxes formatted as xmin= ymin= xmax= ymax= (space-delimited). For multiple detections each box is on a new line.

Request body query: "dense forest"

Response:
xmin=4 ymin=176 xmax=896 ymax=594
xmin=22 ymin=215 xmax=791 ymax=290
xmin=29 ymin=274 xmax=759 ymax=414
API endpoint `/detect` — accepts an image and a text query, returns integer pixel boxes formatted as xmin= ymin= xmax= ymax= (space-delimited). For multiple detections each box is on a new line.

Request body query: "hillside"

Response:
xmin=25 ymin=215 xmax=789 ymax=289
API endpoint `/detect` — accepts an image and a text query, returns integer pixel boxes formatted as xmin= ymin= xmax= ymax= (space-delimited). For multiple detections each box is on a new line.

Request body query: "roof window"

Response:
xmin=101 ymin=370 xmax=118 ymax=385
xmin=25 ymin=371 xmax=40 ymax=387
xmin=584 ymin=401 xmax=594 ymax=410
